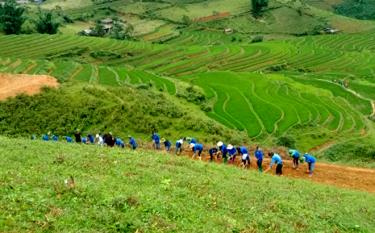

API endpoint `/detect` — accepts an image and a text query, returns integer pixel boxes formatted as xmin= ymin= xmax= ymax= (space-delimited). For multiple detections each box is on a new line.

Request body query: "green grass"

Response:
xmin=1 ymin=137 xmax=375 ymax=232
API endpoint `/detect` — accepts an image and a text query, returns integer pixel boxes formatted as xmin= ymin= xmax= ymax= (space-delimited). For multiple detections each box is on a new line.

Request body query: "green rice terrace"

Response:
xmin=0 ymin=32 xmax=374 ymax=151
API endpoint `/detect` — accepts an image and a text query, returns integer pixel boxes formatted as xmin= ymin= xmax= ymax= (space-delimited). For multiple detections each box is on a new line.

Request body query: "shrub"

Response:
xmin=275 ymin=136 xmax=296 ymax=148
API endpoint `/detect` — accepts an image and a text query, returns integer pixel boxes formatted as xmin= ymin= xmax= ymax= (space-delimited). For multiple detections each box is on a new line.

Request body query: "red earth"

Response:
xmin=0 ymin=73 xmax=59 ymax=101
xmin=193 ymin=12 xmax=231 ymax=22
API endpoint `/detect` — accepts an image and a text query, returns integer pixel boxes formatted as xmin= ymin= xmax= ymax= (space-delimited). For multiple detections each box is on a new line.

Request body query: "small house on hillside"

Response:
xmin=324 ymin=27 xmax=340 ymax=34
xmin=101 ymin=18 xmax=113 ymax=33
xmin=16 ymin=0 xmax=29 ymax=4
xmin=224 ymin=28 xmax=233 ymax=34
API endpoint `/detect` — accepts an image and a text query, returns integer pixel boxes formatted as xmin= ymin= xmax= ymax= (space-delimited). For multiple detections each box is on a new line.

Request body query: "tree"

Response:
xmin=0 ymin=0 xmax=25 ymax=34
xmin=35 ymin=9 xmax=60 ymax=34
xmin=110 ymin=21 xmax=133 ymax=40
xmin=92 ymin=21 xmax=106 ymax=37
xmin=251 ymin=0 xmax=268 ymax=17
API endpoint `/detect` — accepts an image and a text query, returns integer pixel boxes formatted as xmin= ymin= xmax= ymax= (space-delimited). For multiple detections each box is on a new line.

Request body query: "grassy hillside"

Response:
xmin=31 ymin=0 xmax=375 ymax=41
xmin=0 ymin=83 xmax=245 ymax=143
xmin=1 ymin=137 xmax=375 ymax=232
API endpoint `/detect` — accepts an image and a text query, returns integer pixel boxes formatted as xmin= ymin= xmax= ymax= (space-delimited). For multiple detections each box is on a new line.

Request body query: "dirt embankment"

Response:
xmin=0 ymin=73 xmax=59 ymax=101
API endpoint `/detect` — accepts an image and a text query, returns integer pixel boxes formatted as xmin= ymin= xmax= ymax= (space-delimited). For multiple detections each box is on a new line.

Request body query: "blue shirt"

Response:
xmin=42 ymin=135 xmax=49 ymax=141
xmin=190 ymin=138 xmax=197 ymax=144
xmin=304 ymin=154 xmax=316 ymax=163
xmin=164 ymin=140 xmax=171 ymax=147
xmin=220 ymin=144 xmax=228 ymax=156
xmin=82 ymin=137 xmax=87 ymax=144
xmin=88 ymin=135 xmax=95 ymax=144
xmin=209 ymin=148 xmax=218 ymax=155
xmin=115 ymin=138 xmax=124 ymax=146
xmin=228 ymin=148 xmax=237 ymax=156
xmin=52 ymin=135 xmax=58 ymax=141
xmin=152 ymin=134 xmax=160 ymax=144
xmin=270 ymin=154 xmax=283 ymax=168
xmin=176 ymin=140 xmax=183 ymax=148
xmin=290 ymin=149 xmax=300 ymax=158
xmin=239 ymin=146 xmax=248 ymax=154
xmin=129 ymin=137 xmax=137 ymax=147
xmin=193 ymin=144 xmax=203 ymax=152
xmin=66 ymin=136 xmax=73 ymax=143
xmin=255 ymin=149 xmax=263 ymax=160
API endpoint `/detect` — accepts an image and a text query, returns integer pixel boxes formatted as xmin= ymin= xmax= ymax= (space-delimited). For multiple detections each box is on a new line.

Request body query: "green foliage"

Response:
xmin=35 ymin=9 xmax=61 ymax=34
xmin=251 ymin=0 xmax=269 ymax=17
xmin=181 ymin=15 xmax=192 ymax=25
xmin=110 ymin=21 xmax=134 ymax=40
xmin=276 ymin=136 xmax=296 ymax=148
xmin=0 ymin=0 xmax=25 ymax=34
xmin=92 ymin=21 xmax=106 ymax=37
xmin=1 ymin=137 xmax=375 ymax=232
xmin=251 ymin=35 xmax=263 ymax=43
xmin=323 ymin=140 xmax=375 ymax=164
xmin=0 ymin=84 xmax=237 ymax=142
xmin=334 ymin=0 xmax=375 ymax=20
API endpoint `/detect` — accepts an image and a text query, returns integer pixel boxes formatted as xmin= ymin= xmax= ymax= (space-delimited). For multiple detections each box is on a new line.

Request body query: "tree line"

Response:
xmin=0 ymin=0 xmax=60 ymax=35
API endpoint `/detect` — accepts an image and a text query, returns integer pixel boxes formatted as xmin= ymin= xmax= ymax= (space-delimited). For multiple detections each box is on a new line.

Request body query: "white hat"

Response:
xmin=189 ymin=143 xmax=195 ymax=148
xmin=177 ymin=139 xmax=183 ymax=144
xmin=217 ymin=141 xmax=223 ymax=147
xmin=96 ymin=134 xmax=99 ymax=138
xmin=227 ymin=144 xmax=234 ymax=150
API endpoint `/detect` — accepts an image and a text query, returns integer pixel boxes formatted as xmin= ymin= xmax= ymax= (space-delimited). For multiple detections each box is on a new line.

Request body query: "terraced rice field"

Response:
xmin=190 ymin=72 xmax=369 ymax=140
xmin=0 ymin=32 xmax=373 ymax=145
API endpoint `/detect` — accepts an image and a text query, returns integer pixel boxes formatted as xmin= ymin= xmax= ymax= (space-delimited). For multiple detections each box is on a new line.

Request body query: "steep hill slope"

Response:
xmin=1 ymin=137 xmax=375 ymax=232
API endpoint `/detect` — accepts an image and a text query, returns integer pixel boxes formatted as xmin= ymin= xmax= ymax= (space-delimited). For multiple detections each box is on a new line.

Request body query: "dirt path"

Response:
xmin=0 ymin=73 xmax=59 ymax=100
xmin=149 ymin=147 xmax=375 ymax=193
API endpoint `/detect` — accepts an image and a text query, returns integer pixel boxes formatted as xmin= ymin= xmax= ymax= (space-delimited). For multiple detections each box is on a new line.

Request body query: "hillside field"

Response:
xmin=1 ymin=137 xmax=375 ymax=232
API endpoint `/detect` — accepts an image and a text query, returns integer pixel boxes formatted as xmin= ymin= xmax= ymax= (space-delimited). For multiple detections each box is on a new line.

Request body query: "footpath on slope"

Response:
xmin=0 ymin=73 xmax=59 ymax=101
xmin=146 ymin=146 xmax=375 ymax=193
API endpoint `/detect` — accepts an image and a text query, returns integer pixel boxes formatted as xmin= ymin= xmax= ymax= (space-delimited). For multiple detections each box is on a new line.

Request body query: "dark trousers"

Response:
xmin=257 ymin=159 xmax=263 ymax=172
xmin=293 ymin=157 xmax=299 ymax=167
xmin=276 ymin=164 xmax=283 ymax=175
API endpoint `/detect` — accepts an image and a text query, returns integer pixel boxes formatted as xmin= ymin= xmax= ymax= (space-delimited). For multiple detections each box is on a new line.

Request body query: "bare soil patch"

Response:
xmin=0 ymin=73 xmax=59 ymax=101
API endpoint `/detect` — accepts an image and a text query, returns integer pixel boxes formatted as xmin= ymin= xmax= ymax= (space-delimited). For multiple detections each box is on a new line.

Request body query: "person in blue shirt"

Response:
xmin=303 ymin=153 xmax=316 ymax=177
xmin=254 ymin=146 xmax=264 ymax=172
xmin=208 ymin=147 xmax=218 ymax=162
xmin=237 ymin=146 xmax=250 ymax=168
xmin=65 ymin=136 xmax=73 ymax=143
xmin=190 ymin=143 xmax=203 ymax=160
xmin=88 ymin=134 xmax=95 ymax=144
xmin=289 ymin=149 xmax=301 ymax=169
xmin=265 ymin=152 xmax=283 ymax=176
xmin=52 ymin=135 xmax=59 ymax=142
xmin=129 ymin=136 xmax=137 ymax=150
xmin=175 ymin=139 xmax=184 ymax=155
xmin=162 ymin=138 xmax=171 ymax=152
xmin=190 ymin=138 xmax=197 ymax=144
xmin=227 ymin=144 xmax=237 ymax=164
xmin=115 ymin=138 xmax=125 ymax=148
xmin=217 ymin=141 xmax=228 ymax=163
xmin=81 ymin=137 xmax=88 ymax=144
xmin=152 ymin=132 xmax=161 ymax=150
xmin=42 ymin=134 xmax=49 ymax=141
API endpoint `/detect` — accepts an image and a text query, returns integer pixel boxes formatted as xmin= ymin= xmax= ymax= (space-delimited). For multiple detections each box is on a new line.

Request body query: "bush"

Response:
xmin=251 ymin=35 xmax=263 ymax=43
xmin=275 ymin=136 xmax=296 ymax=148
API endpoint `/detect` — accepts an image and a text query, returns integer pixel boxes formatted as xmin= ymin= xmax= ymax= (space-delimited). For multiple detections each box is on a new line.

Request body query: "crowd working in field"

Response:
xmin=36 ymin=130 xmax=317 ymax=177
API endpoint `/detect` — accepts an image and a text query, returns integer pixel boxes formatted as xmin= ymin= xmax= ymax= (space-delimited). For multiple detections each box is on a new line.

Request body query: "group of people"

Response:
xmin=151 ymin=133 xmax=317 ymax=177
xmin=37 ymin=131 xmax=317 ymax=177
xmin=39 ymin=130 xmax=138 ymax=150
